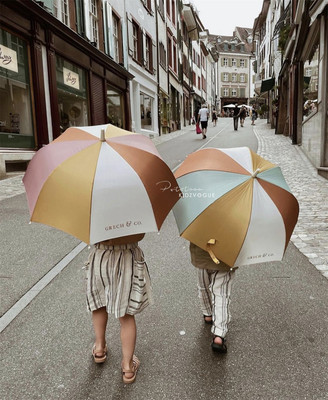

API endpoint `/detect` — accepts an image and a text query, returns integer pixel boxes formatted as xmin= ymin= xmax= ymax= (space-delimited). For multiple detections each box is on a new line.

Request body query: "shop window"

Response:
xmin=107 ymin=85 xmax=124 ymax=129
xmin=303 ymin=42 xmax=319 ymax=120
xmin=140 ymin=93 xmax=152 ymax=130
xmin=0 ymin=29 xmax=34 ymax=148
xmin=55 ymin=55 xmax=89 ymax=134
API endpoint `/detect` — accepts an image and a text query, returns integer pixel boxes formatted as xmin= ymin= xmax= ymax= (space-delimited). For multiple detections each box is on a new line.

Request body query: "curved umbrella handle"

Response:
xmin=206 ymin=239 xmax=220 ymax=264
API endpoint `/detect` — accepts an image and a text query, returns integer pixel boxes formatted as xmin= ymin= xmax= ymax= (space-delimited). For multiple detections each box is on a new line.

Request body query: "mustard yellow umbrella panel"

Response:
xmin=173 ymin=147 xmax=299 ymax=267
xmin=23 ymin=124 xmax=181 ymax=244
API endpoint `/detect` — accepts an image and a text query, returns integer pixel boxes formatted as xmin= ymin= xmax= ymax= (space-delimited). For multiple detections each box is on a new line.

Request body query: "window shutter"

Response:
xmin=245 ymin=74 xmax=248 ymax=83
xmin=127 ymin=13 xmax=134 ymax=56
xmin=221 ymin=87 xmax=224 ymax=96
xmin=245 ymin=59 xmax=248 ymax=67
xmin=229 ymin=58 xmax=232 ymax=67
xmin=228 ymin=73 xmax=231 ymax=81
xmin=237 ymin=59 xmax=240 ymax=67
xmin=152 ymin=39 xmax=157 ymax=74
xmin=91 ymin=74 xmax=105 ymax=124
xmin=221 ymin=57 xmax=224 ymax=66
xmin=221 ymin=72 xmax=224 ymax=81
xmin=142 ymin=29 xmax=147 ymax=66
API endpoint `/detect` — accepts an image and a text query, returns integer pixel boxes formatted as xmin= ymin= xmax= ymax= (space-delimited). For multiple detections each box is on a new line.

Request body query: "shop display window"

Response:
xmin=56 ymin=55 xmax=89 ymax=133
xmin=140 ymin=92 xmax=152 ymax=130
xmin=0 ymin=29 xmax=34 ymax=148
xmin=303 ymin=42 xmax=319 ymax=121
xmin=106 ymin=85 xmax=125 ymax=129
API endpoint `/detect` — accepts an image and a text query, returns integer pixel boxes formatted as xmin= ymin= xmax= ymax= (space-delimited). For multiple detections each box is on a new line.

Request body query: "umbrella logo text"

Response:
xmin=105 ymin=220 xmax=142 ymax=231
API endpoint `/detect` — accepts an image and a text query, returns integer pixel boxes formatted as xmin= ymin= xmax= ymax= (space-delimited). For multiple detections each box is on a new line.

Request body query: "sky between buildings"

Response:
xmin=190 ymin=0 xmax=264 ymax=36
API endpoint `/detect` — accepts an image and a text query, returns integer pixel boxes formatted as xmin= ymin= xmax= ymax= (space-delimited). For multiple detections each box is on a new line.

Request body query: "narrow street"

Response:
xmin=1 ymin=119 xmax=328 ymax=400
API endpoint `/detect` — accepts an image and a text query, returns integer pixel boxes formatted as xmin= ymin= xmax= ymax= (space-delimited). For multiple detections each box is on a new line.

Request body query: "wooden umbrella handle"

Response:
xmin=206 ymin=239 xmax=220 ymax=264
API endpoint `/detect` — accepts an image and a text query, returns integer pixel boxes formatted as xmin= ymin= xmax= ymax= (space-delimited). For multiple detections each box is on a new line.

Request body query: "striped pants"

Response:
xmin=197 ymin=268 xmax=235 ymax=338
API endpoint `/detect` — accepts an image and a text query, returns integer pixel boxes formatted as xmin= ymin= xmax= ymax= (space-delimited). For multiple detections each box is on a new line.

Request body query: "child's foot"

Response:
xmin=92 ymin=343 xmax=108 ymax=363
xmin=203 ymin=315 xmax=212 ymax=324
xmin=211 ymin=336 xmax=227 ymax=353
xmin=122 ymin=355 xmax=140 ymax=384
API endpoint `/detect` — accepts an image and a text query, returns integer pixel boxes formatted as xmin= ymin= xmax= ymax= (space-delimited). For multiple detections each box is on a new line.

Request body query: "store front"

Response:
xmin=140 ymin=92 xmax=153 ymax=131
xmin=56 ymin=55 xmax=89 ymax=134
xmin=107 ymin=85 xmax=125 ymax=129
xmin=0 ymin=28 xmax=35 ymax=149
xmin=159 ymin=90 xmax=169 ymax=134
xmin=0 ymin=0 xmax=133 ymax=155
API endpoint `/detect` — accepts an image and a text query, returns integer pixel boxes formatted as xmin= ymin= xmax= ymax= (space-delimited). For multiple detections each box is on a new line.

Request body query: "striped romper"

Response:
xmin=85 ymin=234 xmax=153 ymax=318
xmin=189 ymin=242 xmax=236 ymax=338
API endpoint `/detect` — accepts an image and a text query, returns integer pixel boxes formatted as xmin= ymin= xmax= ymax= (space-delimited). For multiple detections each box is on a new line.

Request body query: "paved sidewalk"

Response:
xmin=1 ymin=121 xmax=327 ymax=279
xmin=254 ymin=121 xmax=328 ymax=278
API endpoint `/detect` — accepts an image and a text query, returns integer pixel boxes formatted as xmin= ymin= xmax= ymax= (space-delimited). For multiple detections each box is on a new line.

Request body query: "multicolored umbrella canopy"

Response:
xmin=173 ymin=147 xmax=299 ymax=267
xmin=23 ymin=124 xmax=181 ymax=244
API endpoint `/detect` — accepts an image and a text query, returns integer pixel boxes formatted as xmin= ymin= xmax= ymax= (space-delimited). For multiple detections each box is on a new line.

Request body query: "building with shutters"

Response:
xmin=125 ymin=0 xmax=158 ymax=136
xmin=0 ymin=0 xmax=133 ymax=178
xmin=214 ymin=27 xmax=253 ymax=113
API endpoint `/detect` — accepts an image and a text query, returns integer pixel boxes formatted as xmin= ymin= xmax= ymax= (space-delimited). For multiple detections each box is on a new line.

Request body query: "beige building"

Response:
xmin=214 ymin=27 xmax=253 ymax=113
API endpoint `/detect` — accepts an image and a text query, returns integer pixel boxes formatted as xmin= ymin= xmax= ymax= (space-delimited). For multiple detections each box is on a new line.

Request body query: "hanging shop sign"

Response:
xmin=63 ymin=67 xmax=80 ymax=90
xmin=0 ymin=44 xmax=18 ymax=73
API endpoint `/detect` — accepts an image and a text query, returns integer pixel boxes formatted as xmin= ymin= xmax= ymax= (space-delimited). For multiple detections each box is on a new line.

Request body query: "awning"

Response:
xmin=310 ymin=1 xmax=328 ymax=25
xmin=260 ymin=78 xmax=275 ymax=93
xmin=272 ymin=5 xmax=290 ymax=37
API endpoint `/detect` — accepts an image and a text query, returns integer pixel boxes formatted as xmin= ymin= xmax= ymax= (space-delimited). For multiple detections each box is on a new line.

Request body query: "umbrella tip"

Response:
xmin=100 ymin=129 xmax=106 ymax=142
xmin=252 ymin=168 xmax=261 ymax=178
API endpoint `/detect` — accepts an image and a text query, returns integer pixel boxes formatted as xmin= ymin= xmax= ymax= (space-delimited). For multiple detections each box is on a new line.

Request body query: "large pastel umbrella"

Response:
xmin=173 ymin=147 xmax=299 ymax=267
xmin=23 ymin=124 xmax=181 ymax=244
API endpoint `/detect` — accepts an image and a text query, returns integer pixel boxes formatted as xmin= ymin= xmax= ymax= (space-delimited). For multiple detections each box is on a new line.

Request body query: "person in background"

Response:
xmin=251 ymin=107 xmax=258 ymax=125
xmin=239 ymin=106 xmax=247 ymax=127
xmin=233 ymin=104 xmax=240 ymax=131
xmin=198 ymin=104 xmax=209 ymax=139
xmin=212 ymin=108 xmax=218 ymax=127
xmin=85 ymin=233 xmax=152 ymax=384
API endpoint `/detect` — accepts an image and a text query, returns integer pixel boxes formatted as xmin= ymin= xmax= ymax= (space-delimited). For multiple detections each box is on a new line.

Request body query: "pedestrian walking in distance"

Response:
xmin=212 ymin=108 xmax=218 ymax=127
xmin=251 ymin=107 xmax=258 ymax=125
xmin=198 ymin=103 xmax=209 ymax=139
xmin=233 ymin=104 xmax=240 ymax=131
xmin=239 ymin=106 xmax=247 ymax=127
xmin=85 ymin=233 xmax=153 ymax=384
xmin=189 ymin=243 xmax=236 ymax=353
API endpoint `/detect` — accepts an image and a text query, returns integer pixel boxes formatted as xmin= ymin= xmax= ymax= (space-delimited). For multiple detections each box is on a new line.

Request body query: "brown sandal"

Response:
xmin=122 ymin=355 xmax=140 ymax=384
xmin=92 ymin=344 xmax=108 ymax=363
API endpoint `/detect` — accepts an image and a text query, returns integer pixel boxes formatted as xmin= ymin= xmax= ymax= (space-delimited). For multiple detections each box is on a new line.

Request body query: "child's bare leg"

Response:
xmin=120 ymin=314 xmax=136 ymax=378
xmin=92 ymin=307 xmax=108 ymax=353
